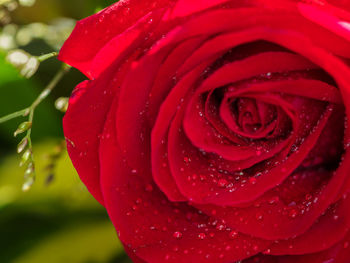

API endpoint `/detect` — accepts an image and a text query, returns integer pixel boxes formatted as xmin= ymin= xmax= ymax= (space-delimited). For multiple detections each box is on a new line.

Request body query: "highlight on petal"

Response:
xmin=298 ymin=3 xmax=350 ymax=42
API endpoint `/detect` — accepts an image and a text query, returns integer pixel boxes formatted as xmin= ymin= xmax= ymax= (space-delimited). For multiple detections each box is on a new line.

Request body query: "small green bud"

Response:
xmin=20 ymin=57 xmax=39 ymax=78
xmin=24 ymin=162 xmax=34 ymax=176
xmin=6 ymin=49 xmax=39 ymax=78
xmin=22 ymin=176 xmax=35 ymax=192
xmin=20 ymin=149 xmax=31 ymax=167
xmin=17 ymin=137 xmax=28 ymax=153
xmin=14 ymin=121 xmax=32 ymax=137
xmin=55 ymin=97 xmax=69 ymax=112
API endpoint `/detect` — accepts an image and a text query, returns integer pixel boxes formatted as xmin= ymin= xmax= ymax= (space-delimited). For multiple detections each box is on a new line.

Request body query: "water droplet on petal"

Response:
xmin=218 ymin=179 xmax=228 ymax=188
xmin=198 ymin=233 xmax=206 ymax=239
xmin=249 ymin=177 xmax=257 ymax=185
xmin=173 ymin=231 xmax=183 ymax=239
xmin=289 ymin=208 xmax=298 ymax=218
xmin=229 ymin=231 xmax=238 ymax=239
xmin=256 ymin=213 xmax=263 ymax=220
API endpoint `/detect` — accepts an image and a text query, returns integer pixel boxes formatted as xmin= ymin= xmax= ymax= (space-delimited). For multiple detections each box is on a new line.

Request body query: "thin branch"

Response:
xmin=0 ymin=108 xmax=28 ymax=124
xmin=37 ymin=52 xmax=59 ymax=62
xmin=31 ymin=63 xmax=71 ymax=109
xmin=0 ymin=63 xmax=70 ymax=125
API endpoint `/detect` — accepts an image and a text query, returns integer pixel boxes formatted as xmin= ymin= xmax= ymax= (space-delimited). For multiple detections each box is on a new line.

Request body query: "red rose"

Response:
xmin=59 ymin=0 xmax=350 ymax=262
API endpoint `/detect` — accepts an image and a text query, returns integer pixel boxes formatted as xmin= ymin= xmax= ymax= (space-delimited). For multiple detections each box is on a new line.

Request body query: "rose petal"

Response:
xmin=148 ymin=36 xmax=206 ymax=126
xmin=196 ymin=135 xmax=350 ymax=240
xmin=63 ymin=75 xmax=114 ymax=204
xmin=298 ymin=3 xmax=350 ymax=42
xmin=151 ymin=62 xmax=211 ymax=201
xmin=100 ymin=99 xmax=271 ymax=263
xmin=268 ymin=194 xmax=350 ymax=255
xmin=268 ymin=229 xmax=350 ymax=263
xmin=90 ymin=10 xmax=163 ymax=78
xmin=59 ymin=0 xmax=172 ymax=78
xmin=168 ymin=105 xmax=331 ymax=206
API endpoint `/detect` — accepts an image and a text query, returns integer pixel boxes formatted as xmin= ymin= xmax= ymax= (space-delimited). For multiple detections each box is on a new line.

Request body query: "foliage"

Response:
xmin=0 ymin=0 xmax=129 ymax=262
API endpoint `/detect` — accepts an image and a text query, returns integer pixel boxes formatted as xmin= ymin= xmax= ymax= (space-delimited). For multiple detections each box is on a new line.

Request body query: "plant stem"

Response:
xmin=0 ymin=63 xmax=70 ymax=125
xmin=37 ymin=52 xmax=59 ymax=62
xmin=26 ymin=110 xmax=34 ymax=148
xmin=31 ymin=63 xmax=71 ymax=109
xmin=0 ymin=108 xmax=28 ymax=124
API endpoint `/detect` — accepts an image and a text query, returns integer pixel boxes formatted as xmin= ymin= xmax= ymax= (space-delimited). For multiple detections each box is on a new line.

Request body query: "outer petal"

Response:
xmin=124 ymin=246 xmax=147 ymax=263
xmin=58 ymin=0 xmax=172 ymax=78
xmin=63 ymin=36 xmax=140 ymax=204
xmin=268 ymin=195 xmax=350 ymax=255
xmin=276 ymin=229 xmax=350 ymax=263
xmin=63 ymin=78 xmax=111 ymax=205
xmin=298 ymin=3 xmax=350 ymax=42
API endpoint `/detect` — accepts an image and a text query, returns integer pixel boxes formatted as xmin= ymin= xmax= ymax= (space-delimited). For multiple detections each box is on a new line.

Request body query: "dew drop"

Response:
xmin=269 ymin=196 xmax=279 ymax=204
xmin=184 ymin=157 xmax=190 ymax=163
xmin=249 ymin=177 xmax=257 ymax=185
xmin=216 ymin=224 xmax=225 ymax=231
xmin=229 ymin=231 xmax=238 ymax=239
xmin=289 ymin=208 xmax=298 ymax=218
xmin=172 ymin=231 xmax=183 ymax=239
xmin=218 ymin=179 xmax=228 ymax=188
xmin=198 ymin=233 xmax=206 ymax=239
xmin=305 ymin=194 xmax=312 ymax=200
xmin=255 ymin=213 xmax=263 ymax=220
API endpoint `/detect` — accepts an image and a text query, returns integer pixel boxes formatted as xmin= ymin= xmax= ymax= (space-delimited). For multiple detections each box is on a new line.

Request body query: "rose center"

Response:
xmin=231 ymin=97 xmax=276 ymax=135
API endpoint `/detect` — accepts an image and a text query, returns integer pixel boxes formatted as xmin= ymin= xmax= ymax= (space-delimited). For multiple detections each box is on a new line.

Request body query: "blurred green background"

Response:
xmin=0 ymin=0 xmax=132 ymax=262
